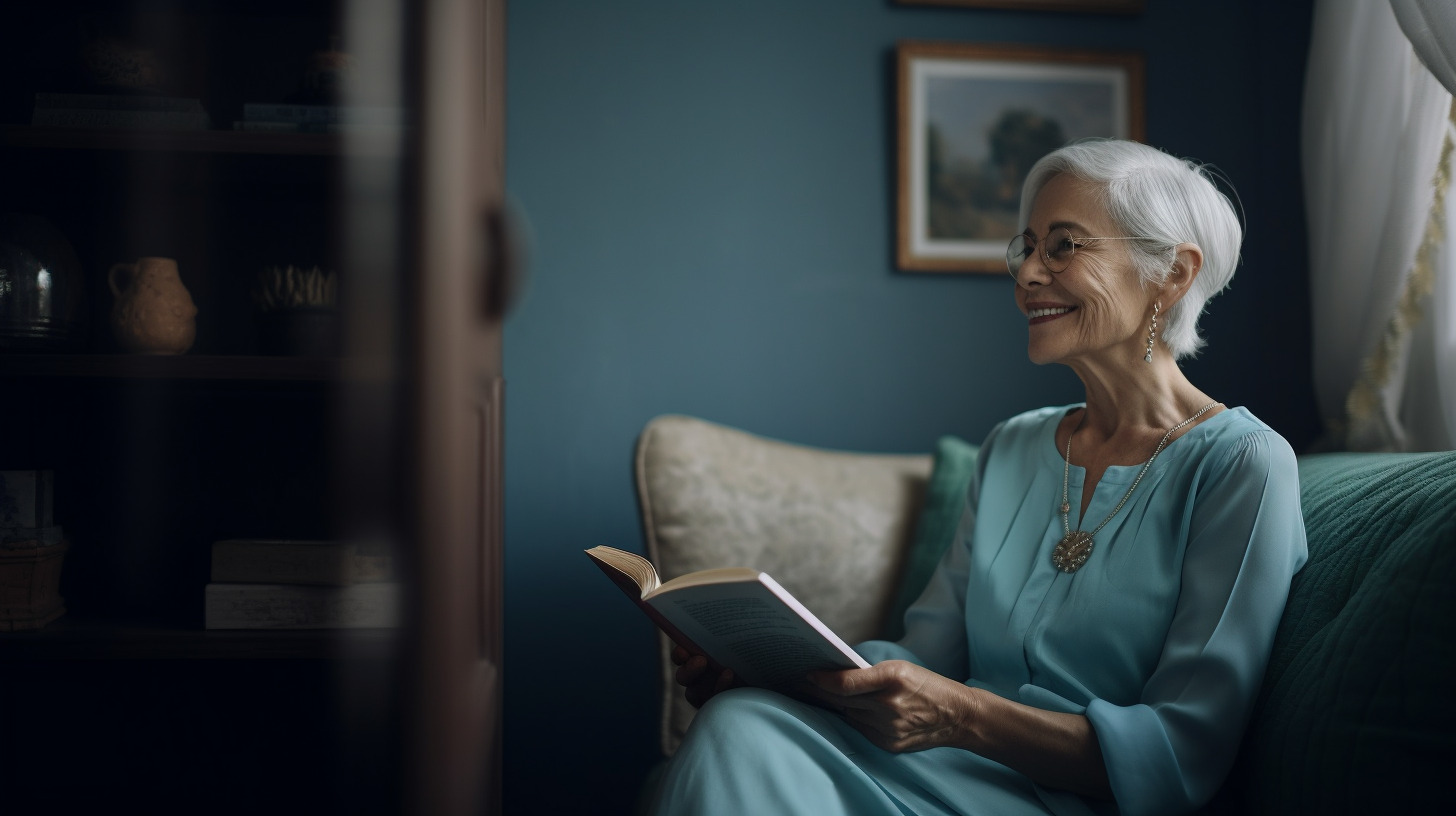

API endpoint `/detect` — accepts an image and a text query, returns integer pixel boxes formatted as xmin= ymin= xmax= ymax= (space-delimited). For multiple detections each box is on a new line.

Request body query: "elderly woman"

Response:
xmin=649 ymin=138 xmax=1308 ymax=816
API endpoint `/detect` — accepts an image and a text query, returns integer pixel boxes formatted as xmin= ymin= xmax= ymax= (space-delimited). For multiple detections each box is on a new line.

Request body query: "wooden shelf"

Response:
xmin=0 ymin=125 xmax=404 ymax=156
xmin=0 ymin=616 xmax=400 ymax=660
xmin=0 ymin=353 xmax=392 ymax=382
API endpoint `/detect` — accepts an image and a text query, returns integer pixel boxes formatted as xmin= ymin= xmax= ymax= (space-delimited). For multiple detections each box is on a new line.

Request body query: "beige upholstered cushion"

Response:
xmin=634 ymin=414 xmax=932 ymax=756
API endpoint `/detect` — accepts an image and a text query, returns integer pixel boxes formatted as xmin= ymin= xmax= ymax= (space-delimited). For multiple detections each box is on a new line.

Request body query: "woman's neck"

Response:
xmin=1067 ymin=353 xmax=1215 ymax=444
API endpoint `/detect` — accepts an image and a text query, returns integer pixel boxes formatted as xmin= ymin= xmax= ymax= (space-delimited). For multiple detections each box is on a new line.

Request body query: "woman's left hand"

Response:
xmin=806 ymin=660 xmax=979 ymax=753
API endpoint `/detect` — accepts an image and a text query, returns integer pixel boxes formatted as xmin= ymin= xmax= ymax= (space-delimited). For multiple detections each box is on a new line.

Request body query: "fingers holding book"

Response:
xmin=807 ymin=660 xmax=980 ymax=754
xmin=672 ymin=644 xmax=741 ymax=708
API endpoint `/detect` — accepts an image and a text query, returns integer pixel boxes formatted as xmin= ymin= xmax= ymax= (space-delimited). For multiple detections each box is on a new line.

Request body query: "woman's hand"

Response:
xmin=671 ymin=644 xmax=742 ymax=709
xmin=807 ymin=660 xmax=979 ymax=753
xmin=811 ymin=660 xmax=1113 ymax=799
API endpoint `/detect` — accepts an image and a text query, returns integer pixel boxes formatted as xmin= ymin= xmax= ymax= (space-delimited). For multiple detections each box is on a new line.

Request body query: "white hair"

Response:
xmin=1018 ymin=138 xmax=1244 ymax=360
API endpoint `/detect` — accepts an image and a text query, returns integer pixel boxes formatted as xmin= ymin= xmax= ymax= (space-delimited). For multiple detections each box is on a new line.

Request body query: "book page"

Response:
xmin=652 ymin=567 xmax=760 ymax=594
xmin=649 ymin=577 xmax=868 ymax=689
xmin=585 ymin=545 xmax=660 ymax=596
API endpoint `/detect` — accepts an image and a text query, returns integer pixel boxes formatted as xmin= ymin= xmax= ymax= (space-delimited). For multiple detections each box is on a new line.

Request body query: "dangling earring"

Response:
xmin=1144 ymin=302 xmax=1160 ymax=364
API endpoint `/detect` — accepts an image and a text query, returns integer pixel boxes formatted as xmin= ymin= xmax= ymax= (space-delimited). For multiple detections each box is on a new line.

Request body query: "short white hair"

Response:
xmin=1018 ymin=138 xmax=1243 ymax=360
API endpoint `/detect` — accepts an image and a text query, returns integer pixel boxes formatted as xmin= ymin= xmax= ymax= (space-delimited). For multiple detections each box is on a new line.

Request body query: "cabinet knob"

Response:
xmin=482 ymin=199 xmax=529 ymax=321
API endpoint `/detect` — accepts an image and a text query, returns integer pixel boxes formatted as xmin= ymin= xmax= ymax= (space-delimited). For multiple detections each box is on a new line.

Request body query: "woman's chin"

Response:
xmin=1025 ymin=343 xmax=1063 ymax=366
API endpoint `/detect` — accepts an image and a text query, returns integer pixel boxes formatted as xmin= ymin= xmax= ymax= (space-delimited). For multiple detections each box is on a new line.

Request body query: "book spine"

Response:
xmin=242 ymin=103 xmax=404 ymax=126
xmin=33 ymin=92 xmax=204 ymax=112
xmin=31 ymin=108 xmax=210 ymax=130
xmin=354 ymin=554 xmax=392 ymax=582
xmin=586 ymin=555 xmax=723 ymax=674
xmin=204 ymin=583 xmax=399 ymax=629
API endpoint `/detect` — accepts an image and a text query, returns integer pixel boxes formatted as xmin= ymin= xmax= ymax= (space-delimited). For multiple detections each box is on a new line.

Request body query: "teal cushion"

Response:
xmin=880 ymin=436 xmax=978 ymax=641
xmin=1226 ymin=451 xmax=1456 ymax=814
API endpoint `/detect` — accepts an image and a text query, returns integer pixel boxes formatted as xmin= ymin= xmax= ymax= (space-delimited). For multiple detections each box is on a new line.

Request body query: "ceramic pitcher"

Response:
xmin=109 ymin=257 xmax=197 ymax=354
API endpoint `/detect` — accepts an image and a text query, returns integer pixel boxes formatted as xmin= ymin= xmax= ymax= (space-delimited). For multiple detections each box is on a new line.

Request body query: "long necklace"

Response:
xmin=1052 ymin=401 xmax=1220 ymax=574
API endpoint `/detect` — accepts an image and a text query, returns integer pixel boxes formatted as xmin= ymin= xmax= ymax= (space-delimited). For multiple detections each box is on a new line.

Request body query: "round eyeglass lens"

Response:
xmin=1041 ymin=228 xmax=1078 ymax=271
xmin=1006 ymin=234 xmax=1033 ymax=278
xmin=1006 ymin=228 xmax=1079 ymax=279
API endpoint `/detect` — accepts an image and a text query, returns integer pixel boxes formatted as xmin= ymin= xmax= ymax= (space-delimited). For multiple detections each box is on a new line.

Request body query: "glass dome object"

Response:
xmin=0 ymin=213 xmax=87 ymax=351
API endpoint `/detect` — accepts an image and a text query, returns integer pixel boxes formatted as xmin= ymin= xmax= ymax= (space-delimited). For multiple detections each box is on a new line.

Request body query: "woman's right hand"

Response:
xmin=671 ymin=644 xmax=741 ymax=708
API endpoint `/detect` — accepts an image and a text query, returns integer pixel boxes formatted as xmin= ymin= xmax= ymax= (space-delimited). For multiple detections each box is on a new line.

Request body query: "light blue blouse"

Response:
xmin=652 ymin=405 xmax=1307 ymax=816
xmin=866 ymin=404 xmax=1308 ymax=814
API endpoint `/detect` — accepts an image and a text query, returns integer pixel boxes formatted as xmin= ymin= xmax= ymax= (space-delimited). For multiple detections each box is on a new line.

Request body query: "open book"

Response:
xmin=585 ymin=545 xmax=869 ymax=689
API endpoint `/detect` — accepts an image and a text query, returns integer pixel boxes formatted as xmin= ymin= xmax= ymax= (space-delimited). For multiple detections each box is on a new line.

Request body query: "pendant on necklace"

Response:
xmin=1051 ymin=530 xmax=1095 ymax=573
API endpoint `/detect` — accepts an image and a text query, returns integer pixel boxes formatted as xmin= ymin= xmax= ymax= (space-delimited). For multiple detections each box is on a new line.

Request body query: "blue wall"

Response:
xmin=503 ymin=1 xmax=1316 ymax=812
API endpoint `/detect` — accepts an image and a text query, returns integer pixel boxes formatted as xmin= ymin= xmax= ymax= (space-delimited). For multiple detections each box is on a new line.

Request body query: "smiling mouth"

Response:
xmin=1027 ymin=306 xmax=1075 ymax=322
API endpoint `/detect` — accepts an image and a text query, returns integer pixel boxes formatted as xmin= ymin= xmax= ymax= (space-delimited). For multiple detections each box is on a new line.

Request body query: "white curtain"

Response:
xmin=1391 ymin=0 xmax=1456 ymax=450
xmin=1303 ymin=0 xmax=1455 ymax=451
xmin=1393 ymin=0 xmax=1456 ymax=90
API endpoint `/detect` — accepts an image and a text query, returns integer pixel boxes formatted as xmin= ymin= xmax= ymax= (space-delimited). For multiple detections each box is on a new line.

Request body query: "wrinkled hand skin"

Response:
xmin=807 ymin=660 xmax=979 ymax=753
xmin=671 ymin=644 xmax=743 ymax=709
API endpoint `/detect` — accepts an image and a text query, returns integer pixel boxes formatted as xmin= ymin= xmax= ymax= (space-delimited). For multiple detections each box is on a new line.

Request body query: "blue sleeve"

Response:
xmin=1086 ymin=431 xmax=1308 ymax=816
xmin=858 ymin=421 xmax=1007 ymax=678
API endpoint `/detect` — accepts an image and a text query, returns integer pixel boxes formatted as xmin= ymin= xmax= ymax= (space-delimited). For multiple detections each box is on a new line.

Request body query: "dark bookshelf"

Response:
xmin=0 ymin=0 xmax=502 ymax=808
xmin=0 ymin=124 xmax=402 ymax=156
xmin=0 ymin=353 xmax=391 ymax=381
xmin=0 ymin=615 xmax=399 ymax=660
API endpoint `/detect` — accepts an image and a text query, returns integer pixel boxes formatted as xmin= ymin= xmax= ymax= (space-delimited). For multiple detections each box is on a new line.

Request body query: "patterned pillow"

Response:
xmin=634 ymin=415 xmax=933 ymax=756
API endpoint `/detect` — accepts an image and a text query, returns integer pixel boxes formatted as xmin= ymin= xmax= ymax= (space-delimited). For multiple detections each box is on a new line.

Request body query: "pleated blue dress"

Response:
xmin=649 ymin=405 xmax=1308 ymax=816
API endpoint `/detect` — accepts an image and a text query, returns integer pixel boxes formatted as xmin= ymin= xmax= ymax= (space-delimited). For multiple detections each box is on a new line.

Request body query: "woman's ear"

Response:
xmin=1161 ymin=243 xmax=1203 ymax=308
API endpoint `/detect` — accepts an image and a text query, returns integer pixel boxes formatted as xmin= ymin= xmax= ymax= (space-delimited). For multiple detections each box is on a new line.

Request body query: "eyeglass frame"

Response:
xmin=1005 ymin=227 xmax=1167 ymax=280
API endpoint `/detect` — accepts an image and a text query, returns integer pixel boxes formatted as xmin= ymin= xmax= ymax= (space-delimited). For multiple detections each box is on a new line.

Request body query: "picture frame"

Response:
xmin=895 ymin=1 xmax=1146 ymax=13
xmin=896 ymin=41 xmax=1144 ymax=274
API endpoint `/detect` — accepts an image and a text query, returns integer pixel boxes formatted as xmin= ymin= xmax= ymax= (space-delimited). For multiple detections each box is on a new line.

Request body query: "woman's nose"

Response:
xmin=1014 ymin=252 xmax=1053 ymax=287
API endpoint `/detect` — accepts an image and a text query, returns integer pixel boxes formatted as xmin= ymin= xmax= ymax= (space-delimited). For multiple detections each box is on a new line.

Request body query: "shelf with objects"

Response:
xmin=0 ymin=371 xmax=405 ymax=649
xmin=0 ymin=0 xmax=408 ymax=151
xmin=0 ymin=146 xmax=369 ymax=367
xmin=0 ymin=615 xmax=400 ymax=660
xmin=0 ymin=2 xmax=408 ymax=652
xmin=0 ymin=124 xmax=403 ymax=157
xmin=0 ymin=2 xmax=407 ymax=376
xmin=0 ymin=354 xmax=355 ymax=380
xmin=0 ymin=0 xmax=501 ymax=810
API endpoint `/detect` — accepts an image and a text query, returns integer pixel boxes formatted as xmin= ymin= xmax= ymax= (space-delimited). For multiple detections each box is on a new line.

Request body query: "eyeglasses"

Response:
xmin=1005 ymin=227 xmax=1159 ymax=279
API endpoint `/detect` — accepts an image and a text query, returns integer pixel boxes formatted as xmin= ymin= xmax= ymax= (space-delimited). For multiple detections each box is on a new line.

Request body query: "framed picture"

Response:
xmin=895 ymin=1 xmax=1146 ymax=13
xmin=896 ymin=42 xmax=1144 ymax=274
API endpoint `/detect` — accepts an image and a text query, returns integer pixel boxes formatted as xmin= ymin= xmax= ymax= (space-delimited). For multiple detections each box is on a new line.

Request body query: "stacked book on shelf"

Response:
xmin=204 ymin=539 xmax=398 ymax=630
xmin=31 ymin=92 xmax=211 ymax=130
xmin=233 ymin=103 xmax=405 ymax=134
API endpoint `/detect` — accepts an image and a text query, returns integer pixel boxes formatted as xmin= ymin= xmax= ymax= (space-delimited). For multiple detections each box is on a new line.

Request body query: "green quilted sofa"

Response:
xmin=633 ymin=416 xmax=1456 ymax=814
xmin=1206 ymin=450 xmax=1456 ymax=814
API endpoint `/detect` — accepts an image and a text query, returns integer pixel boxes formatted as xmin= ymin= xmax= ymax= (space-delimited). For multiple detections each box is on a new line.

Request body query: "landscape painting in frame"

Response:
xmin=897 ymin=42 xmax=1144 ymax=273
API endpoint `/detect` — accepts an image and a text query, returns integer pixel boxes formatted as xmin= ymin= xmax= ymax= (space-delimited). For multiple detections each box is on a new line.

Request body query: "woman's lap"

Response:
xmin=648 ymin=688 xmax=1056 ymax=816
